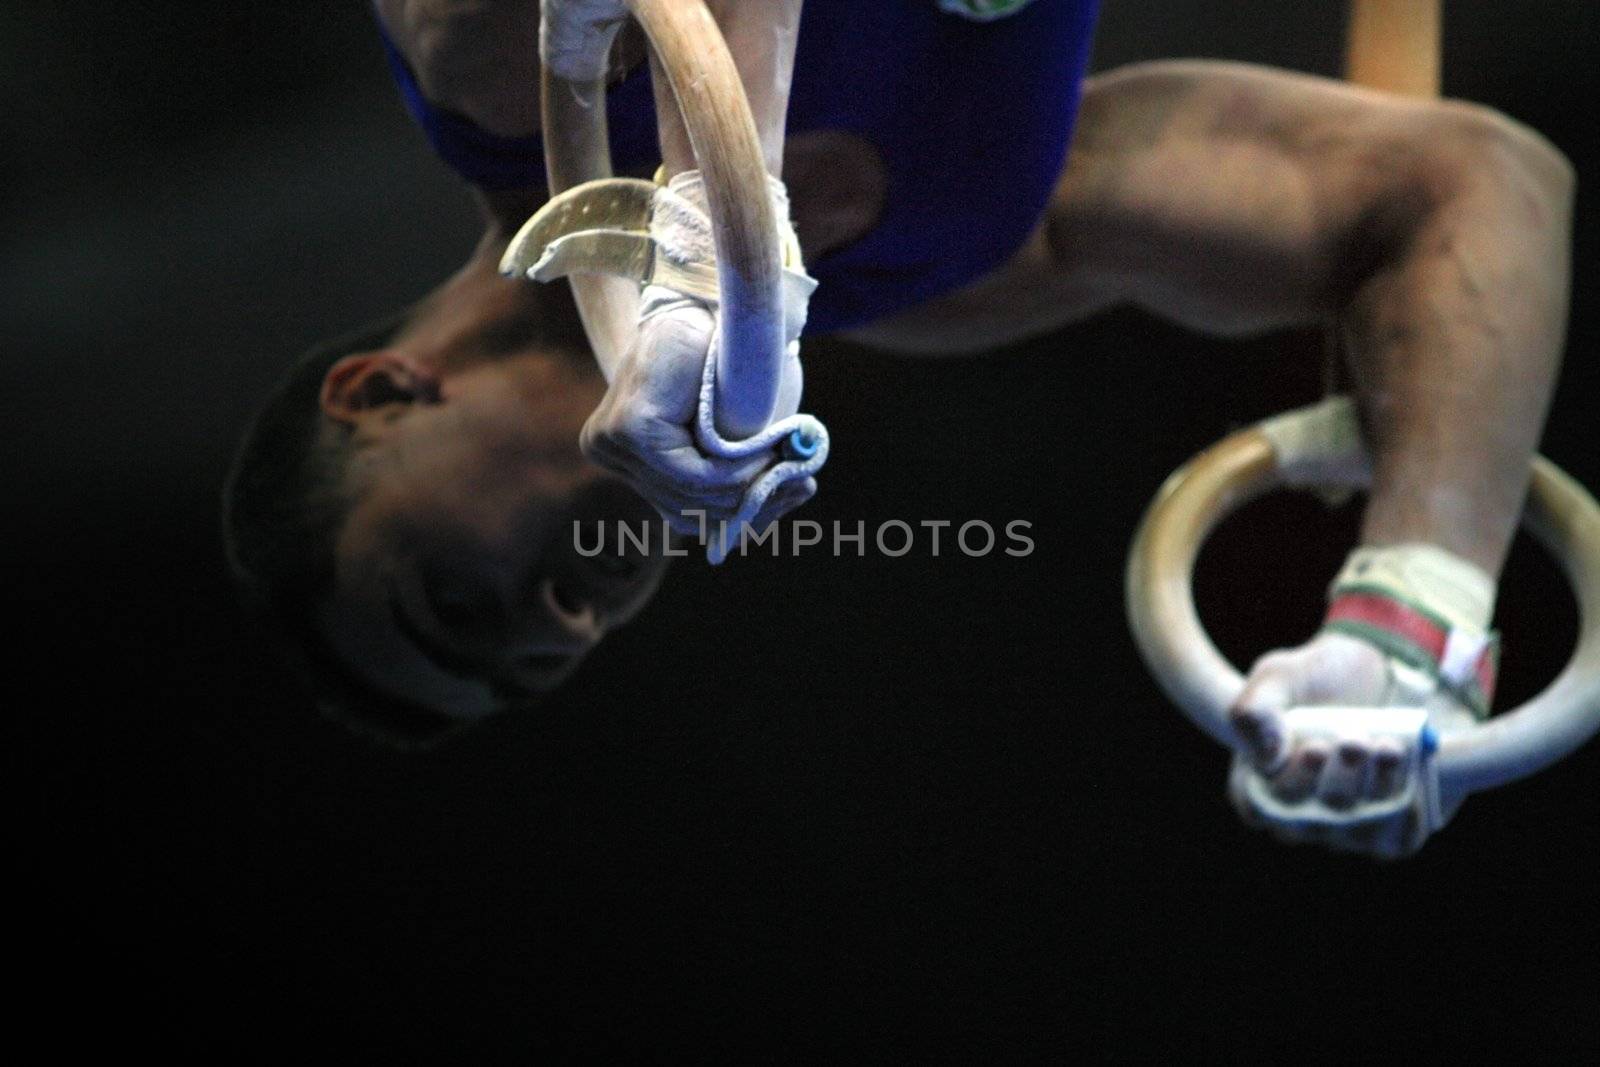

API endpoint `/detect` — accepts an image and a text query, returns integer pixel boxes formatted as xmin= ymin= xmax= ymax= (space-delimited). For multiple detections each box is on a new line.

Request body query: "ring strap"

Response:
xmin=501 ymin=177 xmax=815 ymax=326
xmin=1323 ymin=587 xmax=1500 ymax=719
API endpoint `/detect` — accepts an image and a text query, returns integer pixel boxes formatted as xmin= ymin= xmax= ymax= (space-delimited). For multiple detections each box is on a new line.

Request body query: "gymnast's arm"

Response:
xmin=851 ymin=59 xmax=1574 ymax=580
xmin=380 ymin=1 xmax=814 ymax=528
xmin=375 ymin=0 xmax=546 ymax=139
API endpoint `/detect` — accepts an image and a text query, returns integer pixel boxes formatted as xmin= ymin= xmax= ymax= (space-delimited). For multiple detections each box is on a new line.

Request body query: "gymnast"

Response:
xmin=224 ymin=1 xmax=1575 ymax=855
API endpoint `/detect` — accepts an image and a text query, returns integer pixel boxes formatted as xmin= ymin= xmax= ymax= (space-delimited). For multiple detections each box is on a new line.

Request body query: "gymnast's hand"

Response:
xmin=579 ymin=284 xmax=816 ymax=540
xmin=1225 ymin=631 xmax=1474 ymax=859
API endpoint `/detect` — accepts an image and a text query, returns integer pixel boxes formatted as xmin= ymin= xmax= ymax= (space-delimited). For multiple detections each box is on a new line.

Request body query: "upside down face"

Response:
xmin=317 ymin=351 xmax=672 ymax=720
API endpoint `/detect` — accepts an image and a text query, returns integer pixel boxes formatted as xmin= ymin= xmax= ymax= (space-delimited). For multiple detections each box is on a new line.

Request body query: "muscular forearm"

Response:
xmin=1341 ymin=116 xmax=1573 ymax=577
xmin=1047 ymin=62 xmax=1575 ymax=576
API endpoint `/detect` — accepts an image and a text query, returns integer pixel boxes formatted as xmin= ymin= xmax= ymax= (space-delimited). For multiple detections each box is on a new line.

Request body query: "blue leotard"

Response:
xmin=378 ymin=0 xmax=1100 ymax=333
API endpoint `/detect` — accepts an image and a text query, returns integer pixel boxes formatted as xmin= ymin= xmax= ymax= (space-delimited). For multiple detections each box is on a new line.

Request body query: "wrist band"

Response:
xmin=1321 ymin=544 xmax=1500 ymax=718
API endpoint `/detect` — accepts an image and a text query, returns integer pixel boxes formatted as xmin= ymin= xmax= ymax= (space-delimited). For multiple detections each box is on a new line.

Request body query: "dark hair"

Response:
xmin=222 ymin=313 xmax=471 ymax=748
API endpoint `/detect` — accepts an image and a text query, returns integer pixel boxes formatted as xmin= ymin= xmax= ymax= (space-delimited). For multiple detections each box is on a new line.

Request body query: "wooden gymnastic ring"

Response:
xmin=1125 ymin=394 xmax=1600 ymax=796
xmin=538 ymin=0 xmax=785 ymax=439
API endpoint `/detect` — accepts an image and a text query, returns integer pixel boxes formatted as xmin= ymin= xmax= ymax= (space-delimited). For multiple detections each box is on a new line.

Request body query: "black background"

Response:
xmin=7 ymin=1 xmax=1598 ymax=1058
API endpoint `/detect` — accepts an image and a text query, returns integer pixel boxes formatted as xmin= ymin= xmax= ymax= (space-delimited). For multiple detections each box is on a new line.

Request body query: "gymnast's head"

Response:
xmin=222 ymin=260 xmax=670 ymax=745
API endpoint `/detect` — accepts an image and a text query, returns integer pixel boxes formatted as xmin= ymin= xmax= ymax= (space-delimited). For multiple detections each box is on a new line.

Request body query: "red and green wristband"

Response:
xmin=1322 ymin=582 xmax=1500 ymax=720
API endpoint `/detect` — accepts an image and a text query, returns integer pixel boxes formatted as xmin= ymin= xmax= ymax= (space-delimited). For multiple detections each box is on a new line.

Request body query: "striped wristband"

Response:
xmin=1320 ymin=544 xmax=1500 ymax=719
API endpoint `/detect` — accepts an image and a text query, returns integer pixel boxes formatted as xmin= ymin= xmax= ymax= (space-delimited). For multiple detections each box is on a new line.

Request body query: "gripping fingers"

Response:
xmin=707 ymin=478 xmax=817 ymax=556
xmin=1267 ymin=741 xmax=1329 ymax=805
xmin=657 ymin=503 xmax=728 ymax=539
xmin=748 ymin=475 xmax=816 ymax=530
xmin=582 ymin=426 xmax=743 ymax=529
xmin=1368 ymin=740 xmax=1406 ymax=800
xmin=647 ymin=441 xmax=772 ymax=498
xmin=581 ymin=413 xmax=767 ymax=505
xmin=1278 ymin=730 xmax=1410 ymax=810
xmin=1319 ymin=741 xmax=1371 ymax=810
xmin=1229 ymin=706 xmax=1286 ymax=771
xmin=1227 ymin=661 xmax=1298 ymax=769
xmin=584 ymin=417 xmax=771 ymax=495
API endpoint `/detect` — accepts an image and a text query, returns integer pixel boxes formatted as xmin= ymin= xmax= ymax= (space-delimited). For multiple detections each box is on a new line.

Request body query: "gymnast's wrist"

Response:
xmin=1319 ymin=542 xmax=1500 ymax=718
xmin=649 ymin=168 xmax=816 ymax=341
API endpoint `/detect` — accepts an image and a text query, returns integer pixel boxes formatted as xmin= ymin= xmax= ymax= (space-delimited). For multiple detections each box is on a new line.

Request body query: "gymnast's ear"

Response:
xmin=320 ymin=350 xmax=442 ymax=426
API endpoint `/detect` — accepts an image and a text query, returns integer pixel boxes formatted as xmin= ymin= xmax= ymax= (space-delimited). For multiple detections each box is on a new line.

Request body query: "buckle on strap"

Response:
xmin=500 ymin=176 xmax=815 ymax=331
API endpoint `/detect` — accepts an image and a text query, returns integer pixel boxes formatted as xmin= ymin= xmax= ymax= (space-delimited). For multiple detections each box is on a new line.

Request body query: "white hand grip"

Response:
xmin=1230 ymin=705 xmax=1442 ymax=830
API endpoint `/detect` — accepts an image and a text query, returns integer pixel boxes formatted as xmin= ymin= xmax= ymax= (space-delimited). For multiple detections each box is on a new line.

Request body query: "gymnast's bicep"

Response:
xmin=1044 ymin=59 xmax=1535 ymax=338
xmin=840 ymin=59 xmax=1369 ymax=353
xmin=850 ymin=58 xmax=1526 ymax=355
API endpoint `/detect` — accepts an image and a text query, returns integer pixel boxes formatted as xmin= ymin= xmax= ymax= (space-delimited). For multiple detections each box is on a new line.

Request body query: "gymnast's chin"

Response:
xmin=221 ymin=256 xmax=671 ymax=749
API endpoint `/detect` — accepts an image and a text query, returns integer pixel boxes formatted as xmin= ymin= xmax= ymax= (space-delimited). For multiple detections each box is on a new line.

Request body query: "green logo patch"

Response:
xmin=937 ymin=0 xmax=1039 ymax=22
